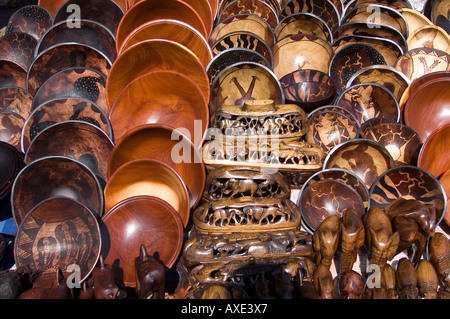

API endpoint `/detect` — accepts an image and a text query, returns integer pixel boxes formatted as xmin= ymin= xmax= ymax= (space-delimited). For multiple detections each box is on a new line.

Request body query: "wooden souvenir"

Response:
xmin=396 ymin=257 xmax=419 ymax=299
xmin=428 ymin=233 xmax=450 ymax=289
xmin=339 ymin=208 xmax=365 ymax=275
xmin=416 ymin=259 xmax=439 ymax=299
xmin=218 ymin=0 xmax=279 ymax=30
xmin=0 ymin=32 xmax=37 ymax=73
xmin=339 ymin=270 xmax=364 ymax=299
xmin=5 ymin=5 xmax=53 ymax=41
xmin=312 ymin=263 xmax=335 ymax=299
xmin=313 ymin=215 xmax=341 ymax=269
xmin=275 ymin=12 xmax=333 ymax=43
xmin=135 ymin=245 xmax=166 ymax=299
xmin=92 ymin=255 xmax=120 ymax=299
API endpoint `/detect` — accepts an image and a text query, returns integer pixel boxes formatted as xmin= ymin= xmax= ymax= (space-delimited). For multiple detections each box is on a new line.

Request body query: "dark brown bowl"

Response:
xmin=360 ymin=122 xmax=422 ymax=166
xmin=0 ymin=60 xmax=27 ymax=90
xmin=0 ymin=141 xmax=25 ymax=201
xmin=31 ymin=67 xmax=108 ymax=114
xmin=307 ymin=105 xmax=359 ymax=124
xmin=100 ymin=195 xmax=184 ymax=287
xmin=218 ymin=0 xmax=279 ymax=30
xmin=334 ymin=83 xmax=400 ymax=126
xmin=37 ymin=0 xmax=66 ymax=17
xmin=24 ymin=121 xmax=114 ymax=184
xmin=369 ymin=165 xmax=447 ymax=227
xmin=27 ymin=43 xmax=112 ymax=96
xmin=11 ymin=156 xmax=104 ymax=226
xmin=53 ymin=0 xmax=124 ymax=35
xmin=5 ymin=5 xmax=53 ymax=41
xmin=0 ymin=32 xmax=37 ymax=73
xmin=0 ymin=111 xmax=26 ymax=152
xmin=109 ymin=70 xmax=208 ymax=148
xmin=417 ymin=123 xmax=450 ymax=179
xmin=14 ymin=196 xmax=101 ymax=286
xmin=356 ymin=117 xmax=396 ymax=137
xmin=438 ymin=169 xmax=450 ymax=226
xmin=275 ymin=12 xmax=333 ymax=43
xmin=21 ymin=98 xmax=113 ymax=153
xmin=323 ymin=138 xmax=395 ymax=189
xmin=298 ymin=179 xmax=365 ymax=233
xmin=107 ymin=124 xmax=205 ymax=208
xmin=280 ymin=69 xmax=337 ymax=113
xmin=0 ymin=86 xmax=33 ymax=120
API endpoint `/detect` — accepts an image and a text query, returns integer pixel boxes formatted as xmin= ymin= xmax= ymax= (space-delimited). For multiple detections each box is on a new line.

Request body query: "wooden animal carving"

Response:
xmin=313 ymin=214 xmax=341 ymax=268
xmin=396 ymin=258 xmax=419 ymax=299
xmin=339 ymin=270 xmax=364 ymax=299
xmin=339 ymin=208 xmax=365 ymax=275
xmin=383 ymin=263 xmax=398 ymax=299
xmin=135 ymin=244 xmax=166 ymax=299
xmin=46 ymin=268 xmax=71 ymax=299
xmin=364 ymin=206 xmax=400 ymax=268
xmin=429 ymin=233 xmax=450 ymax=289
xmin=92 ymin=255 xmax=119 ymax=299
xmin=416 ymin=259 xmax=438 ymax=299
xmin=313 ymin=263 xmax=335 ymax=299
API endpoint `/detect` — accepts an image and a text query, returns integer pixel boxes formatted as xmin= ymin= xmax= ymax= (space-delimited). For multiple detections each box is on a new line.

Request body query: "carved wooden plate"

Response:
xmin=0 ymin=32 xmax=37 ymax=73
xmin=275 ymin=12 xmax=333 ymax=43
xmin=14 ymin=196 xmax=101 ymax=285
xmin=0 ymin=87 xmax=33 ymax=120
xmin=407 ymin=25 xmax=450 ymax=53
xmin=418 ymin=123 xmax=450 ymax=179
xmin=218 ymin=0 xmax=279 ymax=30
xmin=5 ymin=5 xmax=53 ymax=41
xmin=0 ymin=111 xmax=26 ymax=152
xmin=11 ymin=156 xmax=104 ymax=226
xmin=100 ymin=195 xmax=184 ymax=287
xmin=0 ymin=60 xmax=27 ymax=90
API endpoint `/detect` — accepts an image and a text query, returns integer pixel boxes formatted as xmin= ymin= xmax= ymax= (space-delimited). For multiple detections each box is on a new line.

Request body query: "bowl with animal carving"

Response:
xmin=0 ymin=86 xmax=33 ymax=120
xmin=0 ymin=111 xmax=26 ymax=152
xmin=0 ymin=60 xmax=27 ymax=90
xmin=417 ymin=123 xmax=450 ymax=179
xmin=280 ymin=69 xmax=337 ymax=113
xmin=5 ymin=5 xmax=53 ymax=41
xmin=0 ymin=32 xmax=37 ymax=73
xmin=369 ymin=165 xmax=447 ymax=227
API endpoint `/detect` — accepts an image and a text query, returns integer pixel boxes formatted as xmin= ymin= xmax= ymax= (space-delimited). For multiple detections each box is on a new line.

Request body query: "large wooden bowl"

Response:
xmin=104 ymin=159 xmax=190 ymax=227
xmin=404 ymin=77 xmax=450 ymax=142
xmin=0 ymin=60 xmax=27 ymax=90
xmin=0 ymin=33 xmax=37 ymax=73
xmin=115 ymin=0 xmax=208 ymax=53
xmin=100 ymin=195 xmax=184 ymax=287
xmin=107 ymin=124 xmax=205 ymax=208
xmin=5 ymin=5 xmax=53 ymax=41
xmin=11 ymin=156 xmax=104 ymax=226
xmin=218 ymin=0 xmax=279 ymax=30
xmin=0 ymin=87 xmax=33 ymax=120
xmin=108 ymin=70 xmax=208 ymax=147
xmin=24 ymin=121 xmax=114 ymax=185
xmin=105 ymin=39 xmax=209 ymax=111
xmin=0 ymin=111 xmax=26 ymax=152
xmin=118 ymin=19 xmax=213 ymax=68
xmin=417 ymin=123 xmax=450 ymax=179
xmin=399 ymin=8 xmax=434 ymax=38
xmin=0 ymin=141 xmax=25 ymax=202
xmin=275 ymin=12 xmax=333 ymax=43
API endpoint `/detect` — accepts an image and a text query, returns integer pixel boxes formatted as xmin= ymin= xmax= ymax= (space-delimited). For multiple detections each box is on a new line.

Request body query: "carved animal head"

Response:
xmin=396 ymin=258 xmax=419 ymax=299
xmin=340 ymin=208 xmax=365 ymax=273
xmin=93 ymin=255 xmax=119 ymax=299
xmin=339 ymin=270 xmax=365 ymax=299
xmin=313 ymin=214 xmax=341 ymax=267
xmin=313 ymin=263 xmax=335 ymax=299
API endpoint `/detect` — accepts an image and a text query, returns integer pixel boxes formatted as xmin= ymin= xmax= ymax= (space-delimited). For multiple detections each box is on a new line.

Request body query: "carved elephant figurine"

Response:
xmin=396 ymin=258 xmax=419 ymax=299
xmin=92 ymin=255 xmax=119 ymax=299
xmin=313 ymin=214 xmax=341 ymax=268
xmin=339 ymin=208 xmax=365 ymax=275
xmin=416 ymin=259 xmax=438 ymax=299
xmin=313 ymin=263 xmax=335 ymax=299
xmin=135 ymin=244 xmax=166 ymax=299
xmin=383 ymin=263 xmax=398 ymax=299
xmin=339 ymin=270 xmax=364 ymax=299
xmin=46 ymin=268 xmax=72 ymax=299
xmin=364 ymin=206 xmax=400 ymax=268
xmin=428 ymin=232 xmax=450 ymax=290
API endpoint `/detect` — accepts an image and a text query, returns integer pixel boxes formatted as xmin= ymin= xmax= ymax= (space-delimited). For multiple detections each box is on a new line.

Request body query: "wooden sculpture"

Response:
xmin=339 ymin=270 xmax=365 ymax=299
xmin=428 ymin=233 xmax=450 ymax=290
xmin=396 ymin=258 xmax=419 ymax=299
xmin=416 ymin=259 xmax=439 ymax=299
xmin=313 ymin=263 xmax=335 ymax=299
xmin=383 ymin=264 xmax=399 ymax=299
xmin=134 ymin=244 xmax=166 ymax=299
xmin=339 ymin=208 xmax=365 ymax=275
xmin=92 ymin=255 xmax=119 ymax=299
xmin=46 ymin=268 xmax=71 ymax=299
xmin=313 ymin=214 xmax=341 ymax=269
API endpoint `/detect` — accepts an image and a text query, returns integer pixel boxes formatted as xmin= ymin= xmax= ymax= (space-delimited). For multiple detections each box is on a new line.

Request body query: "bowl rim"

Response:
xmin=345 ymin=64 xmax=411 ymax=92
xmin=217 ymin=1 xmax=279 ymax=30
xmin=280 ymin=0 xmax=341 ymax=30
xmin=417 ymin=122 xmax=450 ymax=177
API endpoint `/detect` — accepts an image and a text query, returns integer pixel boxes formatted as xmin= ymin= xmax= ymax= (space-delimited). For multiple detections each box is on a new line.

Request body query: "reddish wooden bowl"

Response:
xmin=104 ymin=159 xmax=190 ymax=227
xmin=0 ymin=111 xmax=26 ymax=152
xmin=417 ymin=123 xmax=450 ymax=179
xmin=0 ymin=141 xmax=25 ymax=201
xmin=0 ymin=60 xmax=27 ymax=90
xmin=108 ymin=70 xmax=208 ymax=147
xmin=0 ymin=87 xmax=33 ymax=120
xmin=105 ymin=39 xmax=209 ymax=111
xmin=100 ymin=195 xmax=184 ymax=287
xmin=5 ymin=5 xmax=53 ymax=41
xmin=0 ymin=32 xmax=37 ymax=73
xmin=218 ymin=0 xmax=279 ymax=30
xmin=107 ymin=124 xmax=205 ymax=208
xmin=14 ymin=196 xmax=101 ymax=285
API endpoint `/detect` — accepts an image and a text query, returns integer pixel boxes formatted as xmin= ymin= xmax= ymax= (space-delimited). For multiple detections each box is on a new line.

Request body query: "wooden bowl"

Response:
xmin=218 ymin=0 xmax=279 ymax=30
xmin=307 ymin=105 xmax=359 ymax=124
xmin=211 ymin=31 xmax=273 ymax=67
xmin=438 ymin=169 xmax=450 ymax=226
xmin=104 ymin=159 xmax=190 ymax=227
xmin=209 ymin=61 xmax=284 ymax=114
xmin=399 ymin=8 xmax=434 ymax=38
xmin=323 ymin=138 xmax=395 ymax=189
xmin=14 ymin=196 xmax=101 ymax=285
xmin=279 ymin=69 xmax=337 ymax=113
xmin=11 ymin=156 xmax=104 ymax=226
xmin=27 ymin=43 xmax=112 ymax=96
xmin=21 ymin=98 xmax=113 ymax=153
xmin=210 ymin=13 xmax=275 ymax=48
xmin=407 ymin=25 xmax=450 ymax=52
xmin=329 ymin=43 xmax=387 ymax=94
xmin=360 ymin=122 xmax=422 ymax=166
xmin=31 ymin=67 xmax=108 ymax=114
xmin=335 ymin=83 xmax=400 ymax=126
xmin=417 ymin=123 xmax=450 ymax=179
xmin=37 ymin=0 xmax=66 ymax=17
xmin=0 ymin=60 xmax=27 ymax=90
xmin=345 ymin=65 xmax=410 ymax=102
xmin=275 ymin=12 xmax=333 ymax=43
xmin=108 ymin=70 xmax=208 ymax=148
xmin=0 ymin=33 xmax=37 ymax=73
xmin=344 ymin=0 xmax=412 ymax=13
xmin=404 ymin=77 xmax=450 ymax=142
xmin=107 ymin=124 xmax=205 ymax=208
xmin=115 ymin=0 xmax=208 ymax=53
xmin=100 ymin=195 xmax=184 ymax=287
xmin=5 ymin=5 xmax=53 ymax=41
xmin=394 ymin=47 xmax=450 ymax=82
xmin=356 ymin=117 xmax=395 ymax=137
xmin=431 ymin=0 xmax=450 ymax=34
xmin=105 ymin=39 xmax=209 ymax=111
xmin=273 ymin=34 xmax=334 ymax=80
xmin=118 ymin=19 xmax=213 ymax=68
xmin=298 ymin=179 xmax=365 ymax=233
xmin=280 ymin=0 xmax=340 ymax=32
xmin=305 ymin=110 xmax=358 ymax=154
xmin=0 ymin=141 xmax=25 ymax=201
xmin=0 ymin=111 xmax=26 ymax=152
xmin=206 ymin=48 xmax=271 ymax=86
xmin=24 ymin=121 xmax=114 ymax=185
xmin=53 ymin=0 xmax=124 ymax=35
xmin=0 ymin=86 xmax=33 ymax=120
xmin=369 ymin=165 xmax=447 ymax=227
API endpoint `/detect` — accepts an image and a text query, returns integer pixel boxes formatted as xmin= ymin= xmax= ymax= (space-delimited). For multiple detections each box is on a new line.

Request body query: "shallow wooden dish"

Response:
xmin=0 ymin=111 xmax=26 ymax=152
xmin=27 ymin=43 xmax=112 ymax=96
xmin=323 ymin=138 xmax=395 ymax=189
xmin=407 ymin=25 xmax=450 ymax=52
xmin=399 ymin=8 xmax=434 ymax=38
xmin=100 ymin=195 xmax=184 ymax=287
xmin=308 ymin=105 xmax=359 ymax=124
xmin=5 ymin=5 xmax=53 ymax=41
xmin=0 ymin=60 xmax=27 ymax=90
xmin=105 ymin=39 xmax=209 ymax=111
xmin=21 ymin=98 xmax=113 ymax=153
xmin=119 ymin=19 xmax=213 ymax=68
xmin=356 ymin=117 xmax=395 ymax=138
xmin=109 ymin=70 xmax=208 ymax=147
xmin=53 ymin=0 xmax=124 ymax=35
xmin=11 ymin=156 xmax=104 ymax=226
xmin=218 ymin=0 xmax=279 ymax=30
xmin=369 ymin=165 xmax=447 ymax=227
xmin=275 ymin=12 xmax=333 ymax=43
xmin=107 ymin=124 xmax=205 ymax=208
xmin=404 ymin=77 xmax=450 ymax=142
xmin=24 ymin=121 xmax=114 ymax=185
xmin=14 ymin=196 xmax=101 ymax=285
xmin=431 ymin=0 xmax=450 ymax=34
xmin=417 ymin=123 xmax=450 ymax=179
xmin=115 ymin=0 xmax=208 ymax=53
xmin=335 ymin=82 xmax=400 ymax=126
xmin=0 ymin=33 xmax=37 ymax=73
xmin=0 ymin=86 xmax=33 ymax=120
